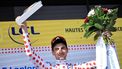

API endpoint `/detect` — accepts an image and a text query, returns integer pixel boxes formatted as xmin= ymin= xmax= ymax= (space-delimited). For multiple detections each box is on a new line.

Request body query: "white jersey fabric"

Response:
xmin=23 ymin=33 xmax=96 ymax=69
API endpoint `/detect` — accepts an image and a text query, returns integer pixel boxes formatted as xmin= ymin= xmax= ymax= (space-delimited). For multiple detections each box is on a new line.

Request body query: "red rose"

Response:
xmin=102 ymin=8 xmax=108 ymax=14
xmin=84 ymin=17 xmax=89 ymax=23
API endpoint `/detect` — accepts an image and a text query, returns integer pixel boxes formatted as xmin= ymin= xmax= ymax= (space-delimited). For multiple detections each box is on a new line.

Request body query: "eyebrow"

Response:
xmin=55 ymin=46 xmax=66 ymax=49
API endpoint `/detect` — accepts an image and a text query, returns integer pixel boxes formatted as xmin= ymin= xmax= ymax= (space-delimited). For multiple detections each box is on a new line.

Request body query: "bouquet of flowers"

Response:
xmin=81 ymin=5 xmax=118 ymax=44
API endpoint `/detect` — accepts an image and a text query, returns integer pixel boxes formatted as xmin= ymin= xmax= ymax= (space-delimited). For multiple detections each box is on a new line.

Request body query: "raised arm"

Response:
xmin=18 ymin=20 xmax=51 ymax=69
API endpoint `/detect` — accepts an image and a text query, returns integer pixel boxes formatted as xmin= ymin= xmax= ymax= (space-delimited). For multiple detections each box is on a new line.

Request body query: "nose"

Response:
xmin=58 ymin=49 xmax=63 ymax=54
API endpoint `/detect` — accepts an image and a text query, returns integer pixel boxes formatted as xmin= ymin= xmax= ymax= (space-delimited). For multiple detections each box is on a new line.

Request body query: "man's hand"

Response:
xmin=16 ymin=16 xmax=28 ymax=34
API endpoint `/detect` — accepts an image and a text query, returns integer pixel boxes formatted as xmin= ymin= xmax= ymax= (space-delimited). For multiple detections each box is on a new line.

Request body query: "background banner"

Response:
xmin=0 ymin=19 xmax=122 ymax=68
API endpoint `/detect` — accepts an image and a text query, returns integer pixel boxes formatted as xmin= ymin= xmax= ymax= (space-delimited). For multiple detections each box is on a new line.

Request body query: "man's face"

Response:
xmin=52 ymin=43 xmax=68 ymax=60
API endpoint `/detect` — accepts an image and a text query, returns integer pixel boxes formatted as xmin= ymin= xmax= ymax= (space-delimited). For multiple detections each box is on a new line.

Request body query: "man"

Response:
xmin=19 ymin=21 xmax=96 ymax=69
xmin=51 ymin=35 xmax=68 ymax=60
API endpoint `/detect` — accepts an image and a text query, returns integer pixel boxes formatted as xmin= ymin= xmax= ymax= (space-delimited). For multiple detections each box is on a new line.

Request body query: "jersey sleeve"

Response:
xmin=22 ymin=33 xmax=52 ymax=69
xmin=73 ymin=60 xmax=96 ymax=69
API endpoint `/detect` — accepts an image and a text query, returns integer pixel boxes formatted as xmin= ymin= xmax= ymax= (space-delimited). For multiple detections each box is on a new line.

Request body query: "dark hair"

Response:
xmin=51 ymin=36 xmax=67 ymax=51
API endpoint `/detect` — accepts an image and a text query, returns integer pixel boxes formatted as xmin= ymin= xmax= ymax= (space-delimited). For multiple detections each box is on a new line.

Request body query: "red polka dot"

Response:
xmin=50 ymin=67 xmax=52 ymax=69
xmin=38 ymin=56 xmax=40 ymax=58
xmin=72 ymin=48 xmax=73 ymax=50
xmin=91 ymin=67 xmax=94 ymax=69
xmin=57 ymin=64 xmax=60 ymax=66
xmin=33 ymin=52 xmax=35 ymax=54
xmin=28 ymin=40 xmax=30 ymax=42
xmin=89 ymin=63 xmax=92 ymax=66
xmin=27 ymin=50 xmax=30 ymax=52
xmin=50 ymin=64 xmax=52 ymax=66
xmin=27 ymin=35 xmax=29 ymax=38
xmin=36 ymin=60 xmax=39 ymax=63
xmin=39 ymin=62 xmax=42 ymax=65
xmin=29 ymin=54 xmax=32 ymax=57
xmin=93 ymin=62 xmax=96 ymax=65
xmin=20 ymin=48 xmax=23 ymax=50
xmin=35 ymin=54 xmax=37 ymax=56
xmin=42 ymin=65 xmax=44 ymax=68
xmin=36 ymin=50 xmax=38 ymax=52
xmin=86 ymin=67 xmax=89 ymax=69
xmin=25 ymin=45 xmax=28 ymax=48
xmin=24 ymin=41 xmax=26 ymax=44
xmin=74 ymin=48 xmax=76 ymax=50
xmin=41 ymin=58 xmax=43 ymax=61
xmin=74 ymin=64 xmax=76 ymax=66
xmin=32 ymin=57 xmax=35 ymax=60
xmin=45 ymin=67 xmax=48 ymax=69
xmin=78 ymin=67 xmax=81 ymax=69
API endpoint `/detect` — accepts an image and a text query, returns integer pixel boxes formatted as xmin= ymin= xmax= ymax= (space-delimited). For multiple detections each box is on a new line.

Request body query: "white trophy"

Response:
xmin=15 ymin=1 xmax=43 ymax=25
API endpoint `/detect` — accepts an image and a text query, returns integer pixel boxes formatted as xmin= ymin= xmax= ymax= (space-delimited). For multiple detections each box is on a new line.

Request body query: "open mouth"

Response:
xmin=58 ymin=55 xmax=65 ymax=60
xmin=59 ymin=57 xmax=65 ymax=60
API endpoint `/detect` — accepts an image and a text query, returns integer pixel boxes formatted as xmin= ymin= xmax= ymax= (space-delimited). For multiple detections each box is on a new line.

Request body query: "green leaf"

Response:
xmin=81 ymin=24 xmax=86 ymax=27
xmin=112 ymin=8 xmax=118 ymax=15
xmin=94 ymin=6 xmax=104 ymax=17
xmin=109 ymin=27 xmax=117 ymax=32
xmin=105 ymin=20 xmax=116 ymax=30
xmin=94 ymin=33 xmax=100 ymax=41
xmin=88 ymin=26 xmax=98 ymax=31
xmin=110 ymin=20 xmax=116 ymax=26
xmin=84 ymin=30 xmax=95 ymax=38
xmin=94 ymin=23 xmax=104 ymax=30
xmin=84 ymin=25 xmax=92 ymax=31
xmin=81 ymin=6 xmax=118 ymax=40
xmin=107 ymin=8 xmax=118 ymax=20
xmin=103 ymin=36 xmax=108 ymax=44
